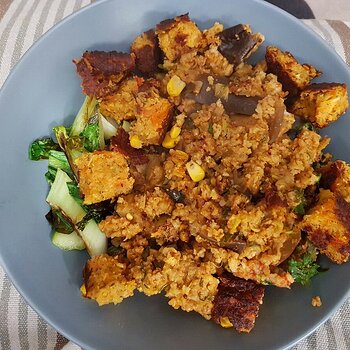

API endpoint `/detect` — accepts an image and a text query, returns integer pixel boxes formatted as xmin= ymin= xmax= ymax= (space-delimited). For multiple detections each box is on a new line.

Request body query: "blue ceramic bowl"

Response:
xmin=0 ymin=0 xmax=350 ymax=349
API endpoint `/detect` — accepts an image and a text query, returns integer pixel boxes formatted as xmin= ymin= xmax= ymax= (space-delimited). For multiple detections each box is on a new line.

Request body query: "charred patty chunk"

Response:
xmin=110 ymin=128 xmax=149 ymax=165
xmin=301 ymin=189 xmax=350 ymax=264
xmin=131 ymin=29 xmax=162 ymax=74
xmin=290 ymin=83 xmax=349 ymax=128
xmin=74 ymin=51 xmax=135 ymax=98
xmin=218 ymin=24 xmax=264 ymax=66
xmin=212 ymin=273 xmax=265 ymax=333
xmin=156 ymin=14 xmax=203 ymax=62
xmin=265 ymin=46 xmax=320 ymax=97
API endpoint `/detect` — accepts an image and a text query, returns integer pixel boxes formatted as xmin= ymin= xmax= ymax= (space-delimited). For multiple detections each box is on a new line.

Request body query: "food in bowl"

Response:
xmin=29 ymin=14 xmax=349 ymax=333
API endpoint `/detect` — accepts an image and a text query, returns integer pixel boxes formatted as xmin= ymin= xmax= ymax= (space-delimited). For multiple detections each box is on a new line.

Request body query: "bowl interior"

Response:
xmin=0 ymin=0 xmax=350 ymax=349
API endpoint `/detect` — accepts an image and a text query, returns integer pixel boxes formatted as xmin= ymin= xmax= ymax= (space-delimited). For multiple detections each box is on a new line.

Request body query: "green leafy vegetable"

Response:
xmin=66 ymin=181 xmax=84 ymax=207
xmin=294 ymin=190 xmax=306 ymax=215
xmin=66 ymin=181 xmax=114 ymax=229
xmin=298 ymin=122 xmax=316 ymax=132
xmin=107 ymin=245 xmax=124 ymax=257
xmin=45 ymin=209 xmax=74 ymax=234
xmin=45 ymin=166 xmax=57 ymax=186
xmin=48 ymin=150 xmax=72 ymax=176
xmin=54 ymin=125 xmax=85 ymax=181
xmin=288 ymin=252 xmax=326 ymax=285
xmin=294 ymin=203 xmax=305 ymax=215
xmin=29 ymin=138 xmax=60 ymax=160
xmin=208 ymin=123 xmax=214 ymax=135
xmin=70 ymin=96 xmax=98 ymax=136
xmin=81 ymin=122 xmax=100 ymax=152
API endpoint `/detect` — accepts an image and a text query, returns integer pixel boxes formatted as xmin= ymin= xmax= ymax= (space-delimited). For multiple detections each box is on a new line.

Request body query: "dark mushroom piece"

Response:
xmin=268 ymin=99 xmax=285 ymax=144
xmin=164 ymin=188 xmax=185 ymax=203
xmin=197 ymin=231 xmax=246 ymax=254
xmin=218 ymin=24 xmax=264 ymax=66
xmin=182 ymin=74 xmax=260 ymax=116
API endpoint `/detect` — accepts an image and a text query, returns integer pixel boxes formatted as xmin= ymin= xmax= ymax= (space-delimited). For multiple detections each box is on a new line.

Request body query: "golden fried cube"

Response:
xmin=319 ymin=160 xmax=350 ymax=202
xmin=83 ymin=255 xmax=136 ymax=305
xmin=290 ymin=83 xmax=349 ymax=128
xmin=129 ymin=92 xmax=173 ymax=146
xmin=301 ymin=189 xmax=350 ymax=264
xmin=265 ymin=46 xmax=320 ymax=96
xmin=75 ymin=151 xmax=134 ymax=204
xmin=156 ymin=14 xmax=203 ymax=62
xmin=99 ymin=77 xmax=141 ymax=122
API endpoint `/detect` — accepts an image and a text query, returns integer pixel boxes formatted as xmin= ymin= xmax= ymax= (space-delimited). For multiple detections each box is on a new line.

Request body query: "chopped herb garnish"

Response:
xmin=288 ymin=252 xmax=327 ymax=286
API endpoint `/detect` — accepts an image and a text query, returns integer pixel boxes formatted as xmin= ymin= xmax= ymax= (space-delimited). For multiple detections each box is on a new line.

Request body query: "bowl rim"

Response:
xmin=0 ymin=0 xmax=350 ymax=349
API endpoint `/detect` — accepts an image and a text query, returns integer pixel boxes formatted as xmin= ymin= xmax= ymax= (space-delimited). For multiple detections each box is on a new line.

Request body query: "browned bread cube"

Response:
xmin=290 ymin=83 xmax=349 ymax=128
xmin=129 ymin=88 xmax=173 ymax=146
xmin=131 ymin=29 xmax=162 ymax=74
xmin=211 ymin=273 xmax=265 ymax=333
xmin=156 ymin=14 xmax=203 ymax=62
xmin=301 ymin=189 xmax=350 ymax=264
xmin=101 ymin=77 xmax=173 ymax=147
xmin=75 ymin=150 xmax=134 ymax=204
xmin=99 ymin=77 xmax=142 ymax=122
xmin=265 ymin=46 xmax=320 ymax=96
xmin=319 ymin=160 xmax=350 ymax=202
xmin=74 ymin=51 xmax=135 ymax=98
xmin=83 ymin=255 xmax=136 ymax=305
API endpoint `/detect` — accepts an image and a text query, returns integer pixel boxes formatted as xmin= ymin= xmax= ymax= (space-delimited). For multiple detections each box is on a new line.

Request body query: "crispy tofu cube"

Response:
xmin=301 ymin=189 xmax=350 ymax=264
xmin=131 ymin=29 xmax=162 ymax=74
xmin=99 ymin=77 xmax=141 ymax=122
xmin=156 ymin=14 xmax=203 ymax=62
xmin=100 ymin=77 xmax=173 ymax=146
xmin=75 ymin=151 xmax=134 ymax=204
xmin=83 ymin=255 xmax=136 ymax=305
xmin=265 ymin=46 xmax=320 ymax=96
xmin=74 ymin=51 xmax=135 ymax=98
xmin=290 ymin=83 xmax=349 ymax=128
xmin=129 ymin=90 xmax=173 ymax=146
xmin=319 ymin=160 xmax=350 ymax=202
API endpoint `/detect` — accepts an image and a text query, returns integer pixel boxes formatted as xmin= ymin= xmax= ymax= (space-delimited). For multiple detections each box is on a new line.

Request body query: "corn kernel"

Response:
xmin=186 ymin=160 xmax=205 ymax=182
xmin=219 ymin=317 xmax=233 ymax=328
xmin=167 ymin=75 xmax=186 ymax=97
xmin=80 ymin=284 xmax=87 ymax=297
xmin=169 ymin=126 xmax=181 ymax=139
xmin=126 ymin=213 xmax=133 ymax=221
xmin=130 ymin=135 xmax=142 ymax=149
xmin=162 ymin=133 xmax=180 ymax=149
